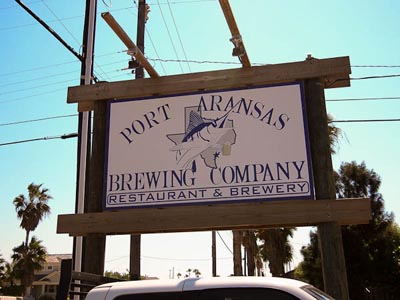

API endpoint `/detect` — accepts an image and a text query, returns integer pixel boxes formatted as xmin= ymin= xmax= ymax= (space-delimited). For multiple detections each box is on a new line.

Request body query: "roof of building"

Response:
xmin=45 ymin=254 xmax=72 ymax=263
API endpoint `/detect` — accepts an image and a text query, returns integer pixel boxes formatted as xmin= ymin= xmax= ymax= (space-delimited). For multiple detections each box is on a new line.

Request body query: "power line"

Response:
xmin=147 ymin=57 xmax=256 ymax=65
xmin=106 ymin=254 xmax=231 ymax=263
xmin=166 ymin=0 xmax=191 ymax=72
xmin=217 ymin=231 xmax=233 ymax=254
xmin=0 ymin=117 xmax=397 ymax=147
xmin=350 ymin=74 xmax=400 ymax=80
xmin=0 ymin=69 xmax=79 ymax=88
xmin=327 ymin=74 xmax=400 ymax=88
xmin=156 ymin=0 xmax=185 ymax=73
xmin=0 ymin=50 xmax=121 ymax=77
xmin=148 ymin=0 xmax=217 ymax=4
xmin=145 ymin=27 xmax=168 ymax=75
xmin=332 ymin=118 xmax=400 ymax=123
xmin=117 ymin=6 xmax=168 ymax=75
xmin=1 ymin=97 xmax=399 ymax=127
xmin=352 ymin=65 xmax=400 ymax=68
xmin=38 ymin=0 xmax=112 ymax=81
xmin=0 ymin=133 xmax=77 ymax=147
xmin=1 ymin=55 xmax=400 ymax=79
xmin=0 ymin=114 xmax=77 ymax=127
xmin=142 ymin=255 xmax=231 ymax=261
xmin=41 ymin=0 xmax=81 ymax=46
xmin=0 ymin=5 xmax=139 ymax=31
xmin=327 ymin=97 xmax=400 ymax=102
xmin=141 ymin=58 xmax=400 ymax=69
xmin=0 ymin=87 xmax=66 ymax=104
xmin=0 ymin=60 xmax=77 ymax=77
xmin=0 ymin=78 xmax=77 ymax=97
xmin=0 ymin=59 xmax=125 ymax=90
xmin=0 ymin=0 xmax=42 ymax=10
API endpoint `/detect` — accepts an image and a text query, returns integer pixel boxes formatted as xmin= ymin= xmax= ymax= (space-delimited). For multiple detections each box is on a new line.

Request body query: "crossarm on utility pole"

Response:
xmin=101 ymin=12 xmax=159 ymax=78
xmin=219 ymin=0 xmax=251 ymax=67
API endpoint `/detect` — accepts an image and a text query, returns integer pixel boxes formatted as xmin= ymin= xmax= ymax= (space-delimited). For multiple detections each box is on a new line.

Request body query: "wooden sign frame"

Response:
xmin=58 ymin=198 xmax=370 ymax=236
xmin=58 ymin=56 xmax=370 ymax=236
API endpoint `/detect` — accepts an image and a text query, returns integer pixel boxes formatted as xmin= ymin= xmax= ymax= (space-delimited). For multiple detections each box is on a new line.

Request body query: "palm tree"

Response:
xmin=232 ymin=230 xmax=243 ymax=276
xmin=231 ymin=116 xmax=342 ymax=276
xmin=255 ymin=245 xmax=264 ymax=276
xmin=12 ymin=237 xmax=47 ymax=296
xmin=4 ymin=261 xmax=17 ymax=288
xmin=257 ymin=228 xmax=295 ymax=276
xmin=13 ymin=183 xmax=52 ymax=248
xmin=327 ymin=113 xmax=342 ymax=155
xmin=242 ymin=230 xmax=257 ymax=276
xmin=0 ymin=253 xmax=6 ymax=286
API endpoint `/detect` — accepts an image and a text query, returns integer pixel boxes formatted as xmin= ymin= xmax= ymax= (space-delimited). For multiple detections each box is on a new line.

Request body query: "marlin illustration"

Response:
xmin=169 ymin=104 xmax=237 ymax=171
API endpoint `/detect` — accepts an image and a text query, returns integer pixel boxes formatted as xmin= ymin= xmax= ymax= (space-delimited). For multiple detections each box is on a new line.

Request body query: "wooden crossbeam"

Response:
xmin=101 ymin=12 xmax=159 ymax=78
xmin=57 ymin=198 xmax=370 ymax=236
xmin=219 ymin=0 xmax=251 ymax=67
xmin=67 ymin=56 xmax=351 ymax=111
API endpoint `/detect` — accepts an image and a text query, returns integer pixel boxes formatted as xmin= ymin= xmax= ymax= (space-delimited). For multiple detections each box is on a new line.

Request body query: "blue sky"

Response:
xmin=1 ymin=0 xmax=399 ymax=279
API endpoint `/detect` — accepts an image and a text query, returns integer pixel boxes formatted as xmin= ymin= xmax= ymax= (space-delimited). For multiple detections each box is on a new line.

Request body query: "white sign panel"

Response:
xmin=104 ymin=83 xmax=314 ymax=209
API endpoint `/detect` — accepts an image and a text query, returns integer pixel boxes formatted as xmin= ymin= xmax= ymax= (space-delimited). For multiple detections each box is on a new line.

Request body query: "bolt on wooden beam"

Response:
xmin=101 ymin=12 xmax=159 ymax=78
xmin=219 ymin=0 xmax=251 ymax=67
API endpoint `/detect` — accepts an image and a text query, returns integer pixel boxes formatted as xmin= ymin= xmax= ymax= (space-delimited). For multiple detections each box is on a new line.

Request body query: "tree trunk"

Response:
xmin=24 ymin=286 xmax=31 ymax=297
xmin=245 ymin=230 xmax=256 ymax=276
xmin=263 ymin=229 xmax=285 ymax=277
xmin=232 ymin=230 xmax=243 ymax=276
xmin=25 ymin=230 xmax=30 ymax=248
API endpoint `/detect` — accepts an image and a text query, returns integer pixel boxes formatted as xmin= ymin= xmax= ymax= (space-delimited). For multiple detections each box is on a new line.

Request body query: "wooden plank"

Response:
xmin=67 ymin=56 xmax=351 ymax=111
xmin=101 ymin=12 xmax=159 ymax=78
xmin=57 ymin=198 xmax=370 ymax=236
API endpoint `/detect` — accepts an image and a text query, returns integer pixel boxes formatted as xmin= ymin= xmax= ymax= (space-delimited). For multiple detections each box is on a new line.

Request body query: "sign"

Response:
xmin=104 ymin=83 xmax=313 ymax=209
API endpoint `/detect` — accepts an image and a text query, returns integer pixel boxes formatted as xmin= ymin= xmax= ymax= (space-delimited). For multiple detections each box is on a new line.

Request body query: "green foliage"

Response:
xmin=327 ymin=113 xmax=342 ymax=154
xmin=295 ymin=231 xmax=323 ymax=289
xmin=11 ymin=183 xmax=52 ymax=296
xmin=296 ymin=161 xmax=400 ymax=299
xmin=13 ymin=183 xmax=52 ymax=247
xmin=104 ymin=270 xmax=130 ymax=280
xmin=12 ymin=237 xmax=47 ymax=295
xmin=185 ymin=268 xmax=201 ymax=278
xmin=0 ymin=284 xmax=24 ymax=296
xmin=0 ymin=254 xmax=5 ymax=282
xmin=0 ymin=254 xmax=6 ymax=292
xmin=257 ymin=228 xmax=295 ymax=276
xmin=0 ymin=259 xmax=19 ymax=295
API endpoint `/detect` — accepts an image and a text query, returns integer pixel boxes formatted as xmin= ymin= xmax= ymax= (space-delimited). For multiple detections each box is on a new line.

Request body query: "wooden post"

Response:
xmin=129 ymin=0 xmax=146 ymax=281
xmin=233 ymin=230 xmax=243 ymax=276
xmin=82 ymin=100 xmax=107 ymax=275
xmin=305 ymin=78 xmax=349 ymax=300
xmin=212 ymin=231 xmax=217 ymax=277
xmin=129 ymin=235 xmax=141 ymax=280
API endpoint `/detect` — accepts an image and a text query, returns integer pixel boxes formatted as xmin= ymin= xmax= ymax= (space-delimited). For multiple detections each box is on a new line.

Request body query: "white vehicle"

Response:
xmin=86 ymin=277 xmax=334 ymax=300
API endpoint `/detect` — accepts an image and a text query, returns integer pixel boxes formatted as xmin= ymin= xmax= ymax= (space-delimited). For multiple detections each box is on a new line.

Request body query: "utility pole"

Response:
xmin=129 ymin=0 xmax=147 ymax=281
xmin=14 ymin=0 xmax=98 ymax=275
xmin=77 ymin=0 xmax=97 ymax=274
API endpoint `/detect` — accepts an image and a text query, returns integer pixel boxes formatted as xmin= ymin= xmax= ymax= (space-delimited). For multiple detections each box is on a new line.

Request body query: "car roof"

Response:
xmin=90 ymin=277 xmax=311 ymax=300
xmin=183 ymin=276 xmax=307 ymax=290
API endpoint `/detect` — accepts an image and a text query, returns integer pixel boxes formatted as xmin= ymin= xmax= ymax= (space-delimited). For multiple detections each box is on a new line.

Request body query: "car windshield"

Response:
xmin=302 ymin=286 xmax=335 ymax=300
